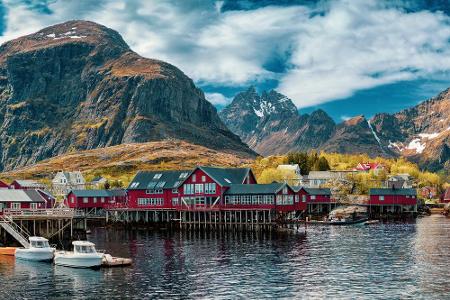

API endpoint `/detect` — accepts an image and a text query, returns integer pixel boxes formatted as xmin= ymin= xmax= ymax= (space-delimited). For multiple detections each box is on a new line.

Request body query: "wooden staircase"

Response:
xmin=0 ymin=215 xmax=30 ymax=248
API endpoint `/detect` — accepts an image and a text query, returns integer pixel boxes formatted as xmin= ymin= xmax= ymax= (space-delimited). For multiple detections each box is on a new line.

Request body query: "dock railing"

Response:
xmin=3 ymin=208 xmax=76 ymax=218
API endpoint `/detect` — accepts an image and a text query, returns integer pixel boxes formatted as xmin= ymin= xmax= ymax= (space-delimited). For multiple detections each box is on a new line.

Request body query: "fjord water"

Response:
xmin=1 ymin=215 xmax=449 ymax=299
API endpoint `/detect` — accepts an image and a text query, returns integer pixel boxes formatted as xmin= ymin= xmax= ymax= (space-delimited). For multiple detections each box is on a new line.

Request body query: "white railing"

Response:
xmin=2 ymin=208 xmax=76 ymax=218
xmin=0 ymin=216 xmax=30 ymax=248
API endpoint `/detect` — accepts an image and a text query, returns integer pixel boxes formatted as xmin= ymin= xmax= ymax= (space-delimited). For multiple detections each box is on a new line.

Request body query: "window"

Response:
xmin=302 ymin=195 xmax=307 ymax=202
xmin=224 ymin=178 xmax=231 ymax=184
xmin=83 ymin=197 xmax=88 ymax=203
xmin=379 ymin=196 xmax=384 ymax=201
xmin=153 ymin=173 xmax=163 ymax=179
xmin=195 ymin=184 xmax=204 ymax=194
xmin=31 ymin=203 xmax=38 ymax=210
xmin=179 ymin=172 xmax=189 ymax=179
xmin=11 ymin=203 xmax=20 ymax=210
xmin=283 ymin=187 xmax=288 ymax=194
xmin=146 ymin=189 xmax=163 ymax=194
xmin=295 ymin=195 xmax=299 ymax=203
xmin=71 ymin=197 xmax=75 ymax=204
xmin=93 ymin=197 xmax=97 ymax=203
xmin=310 ymin=195 xmax=316 ymax=200
xmin=184 ymin=184 xmax=194 ymax=195
xmin=192 ymin=174 xmax=196 ymax=182
xmin=172 ymin=198 xmax=179 ymax=206
xmin=137 ymin=198 xmax=164 ymax=206
xmin=172 ymin=189 xmax=178 ymax=194
xmin=202 ymin=176 xmax=206 ymax=182
xmin=101 ymin=197 xmax=105 ymax=203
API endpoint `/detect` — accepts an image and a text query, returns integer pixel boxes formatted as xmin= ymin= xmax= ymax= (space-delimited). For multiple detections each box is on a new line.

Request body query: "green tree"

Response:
xmin=313 ymin=156 xmax=330 ymax=171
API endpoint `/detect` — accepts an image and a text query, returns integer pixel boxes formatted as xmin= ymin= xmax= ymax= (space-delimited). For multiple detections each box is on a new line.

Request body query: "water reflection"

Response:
xmin=1 ymin=217 xmax=450 ymax=298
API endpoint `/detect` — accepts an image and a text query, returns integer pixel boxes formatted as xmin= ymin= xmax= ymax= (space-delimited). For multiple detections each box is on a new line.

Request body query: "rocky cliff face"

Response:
xmin=0 ymin=20 xmax=254 ymax=171
xmin=220 ymin=87 xmax=450 ymax=171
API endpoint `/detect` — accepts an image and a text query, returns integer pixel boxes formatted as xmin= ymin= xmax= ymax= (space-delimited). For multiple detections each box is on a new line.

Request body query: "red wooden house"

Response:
xmin=10 ymin=180 xmax=46 ymax=190
xmin=293 ymin=187 xmax=333 ymax=214
xmin=0 ymin=189 xmax=47 ymax=212
xmin=176 ymin=166 xmax=256 ymax=210
xmin=65 ymin=189 xmax=127 ymax=209
xmin=224 ymin=183 xmax=304 ymax=212
xmin=127 ymin=170 xmax=192 ymax=210
xmin=369 ymin=188 xmax=417 ymax=213
xmin=355 ymin=163 xmax=384 ymax=176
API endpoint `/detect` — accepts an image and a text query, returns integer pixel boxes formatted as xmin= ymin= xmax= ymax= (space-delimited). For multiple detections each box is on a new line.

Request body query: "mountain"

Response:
xmin=1 ymin=140 xmax=253 ymax=181
xmin=220 ymin=87 xmax=450 ymax=171
xmin=0 ymin=20 xmax=254 ymax=171
xmin=373 ymin=88 xmax=450 ymax=171
xmin=220 ymin=87 xmax=336 ymax=155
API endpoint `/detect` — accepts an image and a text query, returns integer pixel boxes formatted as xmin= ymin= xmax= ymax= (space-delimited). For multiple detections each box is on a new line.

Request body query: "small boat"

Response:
xmin=102 ymin=254 xmax=132 ymax=267
xmin=326 ymin=218 xmax=368 ymax=225
xmin=15 ymin=237 xmax=55 ymax=261
xmin=364 ymin=220 xmax=380 ymax=225
xmin=0 ymin=247 xmax=17 ymax=256
xmin=54 ymin=241 xmax=103 ymax=269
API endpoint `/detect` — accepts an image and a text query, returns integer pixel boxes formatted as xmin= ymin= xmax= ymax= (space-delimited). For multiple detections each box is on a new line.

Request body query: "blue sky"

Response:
xmin=1 ymin=0 xmax=449 ymax=121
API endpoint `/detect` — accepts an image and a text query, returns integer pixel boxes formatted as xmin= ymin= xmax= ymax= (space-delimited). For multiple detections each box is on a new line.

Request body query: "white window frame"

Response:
xmin=379 ymin=196 xmax=384 ymax=201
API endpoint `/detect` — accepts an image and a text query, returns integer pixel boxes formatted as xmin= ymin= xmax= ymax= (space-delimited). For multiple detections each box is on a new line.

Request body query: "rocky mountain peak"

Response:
xmin=0 ymin=20 xmax=129 ymax=64
xmin=0 ymin=21 xmax=254 ymax=171
xmin=344 ymin=115 xmax=366 ymax=126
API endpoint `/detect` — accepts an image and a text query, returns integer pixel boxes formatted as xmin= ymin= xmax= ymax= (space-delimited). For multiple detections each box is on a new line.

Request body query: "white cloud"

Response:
xmin=205 ymin=92 xmax=231 ymax=105
xmin=1 ymin=0 xmax=450 ymax=108
xmin=278 ymin=1 xmax=450 ymax=108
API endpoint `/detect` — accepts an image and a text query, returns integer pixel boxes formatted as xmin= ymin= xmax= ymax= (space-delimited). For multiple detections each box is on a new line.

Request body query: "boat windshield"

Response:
xmin=31 ymin=240 xmax=49 ymax=248
xmin=75 ymin=245 xmax=96 ymax=253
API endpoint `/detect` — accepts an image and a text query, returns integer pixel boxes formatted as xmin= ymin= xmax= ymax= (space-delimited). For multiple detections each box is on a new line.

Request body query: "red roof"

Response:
xmin=355 ymin=162 xmax=383 ymax=171
xmin=0 ymin=180 xmax=9 ymax=188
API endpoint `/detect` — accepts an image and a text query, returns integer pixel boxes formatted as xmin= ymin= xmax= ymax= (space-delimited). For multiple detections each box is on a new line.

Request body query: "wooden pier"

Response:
xmin=0 ymin=208 xmax=87 ymax=246
xmin=105 ymin=208 xmax=302 ymax=232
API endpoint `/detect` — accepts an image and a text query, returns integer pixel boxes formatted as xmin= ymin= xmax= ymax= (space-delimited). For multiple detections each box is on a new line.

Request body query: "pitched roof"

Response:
xmin=69 ymin=189 xmax=126 ymax=197
xmin=91 ymin=176 xmax=106 ymax=183
xmin=127 ymin=170 xmax=191 ymax=190
xmin=369 ymin=188 xmax=417 ymax=196
xmin=0 ymin=189 xmax=45 ymax=202
xmin=225 ymin=183 xmax=284 ymax=195
xmin=303 ymin=188 xmax=331 ymax=195
xmin=307 ymin=171 xmax=335 ymax=180
xmin=356 ymin=162 xmax=383 ymax=171
xmin=197 ymin=166 xmax=251 ymax=186
xmin=23 ymin=189 xmax=47 ymax=202
xmin=13 ymin=180 xmax=45 ymax=188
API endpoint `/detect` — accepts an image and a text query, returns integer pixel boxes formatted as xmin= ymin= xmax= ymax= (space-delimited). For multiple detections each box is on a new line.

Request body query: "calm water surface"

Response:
xmin=1 ymin=215 xmax=450 ymax=299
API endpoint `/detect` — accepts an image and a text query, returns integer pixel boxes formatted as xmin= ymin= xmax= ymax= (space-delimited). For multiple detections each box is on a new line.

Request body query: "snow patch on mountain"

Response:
xmin=406 ymin=138 xmax=426 ymax=154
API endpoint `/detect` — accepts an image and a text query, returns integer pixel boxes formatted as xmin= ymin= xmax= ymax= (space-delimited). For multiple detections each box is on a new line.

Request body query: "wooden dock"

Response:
xmin=0 ymin=208 xmax=87 ymax=246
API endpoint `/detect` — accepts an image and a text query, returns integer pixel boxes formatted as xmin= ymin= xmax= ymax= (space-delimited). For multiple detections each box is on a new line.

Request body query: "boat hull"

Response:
xmin=0 ymin=247 xmax=17 ymax=256
xmin=327 ymin=218 xmax=368 ymax=225
xmin=15 ymin=248 xmax=55 ymax=261
xmin=54 ymin=253 xmax=103 ymax=269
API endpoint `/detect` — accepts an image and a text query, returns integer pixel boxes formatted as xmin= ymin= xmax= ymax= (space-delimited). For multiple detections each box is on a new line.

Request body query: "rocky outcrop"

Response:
xmin=0 ymin=20 xmax=254 ymax=171
xmin=220 ymin=87 xmax=450 ymax=171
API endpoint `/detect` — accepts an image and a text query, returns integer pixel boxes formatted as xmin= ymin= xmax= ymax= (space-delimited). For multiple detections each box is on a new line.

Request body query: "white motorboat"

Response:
xmin=54 ymin=241 xmax=103 ymax=269
xmin=15 ymin=237 xmax=55 ymax=261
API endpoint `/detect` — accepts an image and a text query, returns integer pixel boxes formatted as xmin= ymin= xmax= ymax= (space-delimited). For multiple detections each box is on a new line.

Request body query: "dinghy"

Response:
xmin=54 ymin=241 xmax=103 ymax=269
xmin=15 ymin=237 xmax=55 ymax=261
